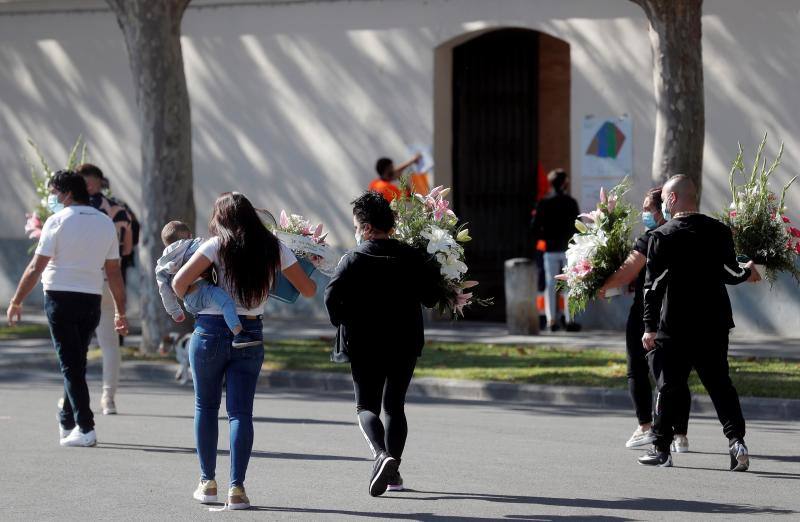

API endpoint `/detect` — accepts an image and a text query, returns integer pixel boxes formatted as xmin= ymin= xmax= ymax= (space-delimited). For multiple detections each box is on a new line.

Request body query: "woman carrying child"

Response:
xmin=172 ymin=192 xmax=316 ymax=510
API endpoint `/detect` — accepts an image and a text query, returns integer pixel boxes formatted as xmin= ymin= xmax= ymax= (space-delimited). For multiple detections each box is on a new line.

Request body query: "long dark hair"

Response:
xmin=209 ymin=192 xmax=280 ymax=309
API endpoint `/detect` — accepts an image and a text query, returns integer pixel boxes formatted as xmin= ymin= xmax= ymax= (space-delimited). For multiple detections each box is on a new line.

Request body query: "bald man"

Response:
xmin=638 ymin=174 xmax=760 ymax=471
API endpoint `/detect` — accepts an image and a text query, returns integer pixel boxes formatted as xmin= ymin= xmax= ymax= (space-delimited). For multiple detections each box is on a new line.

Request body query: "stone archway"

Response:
xmin=433 ymin=28 xmax=570 ymax=321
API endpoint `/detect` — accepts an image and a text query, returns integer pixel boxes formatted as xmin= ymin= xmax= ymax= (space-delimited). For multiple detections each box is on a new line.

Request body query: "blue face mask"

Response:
xmin=47 ymin=194 xmax=65 ymax=214
xmin=661 ymin=199 xmax=672 ymax=221
xmin=642 ymin=211 xmax=658 ymax=230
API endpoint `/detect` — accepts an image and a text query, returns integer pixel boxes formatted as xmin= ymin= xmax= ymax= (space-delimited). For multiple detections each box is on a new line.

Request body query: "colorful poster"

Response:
xmin=580 ymin=115 xmax=632 ymax=210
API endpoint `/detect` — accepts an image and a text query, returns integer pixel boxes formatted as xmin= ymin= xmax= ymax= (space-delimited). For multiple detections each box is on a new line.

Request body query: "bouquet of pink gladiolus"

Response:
xmin=392 ymin=181 xmax=492 ymax=317
xmin=556 ymin=179 xmax=634 ymax=316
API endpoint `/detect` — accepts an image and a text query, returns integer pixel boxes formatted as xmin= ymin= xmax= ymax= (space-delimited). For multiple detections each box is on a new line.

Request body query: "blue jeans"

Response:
xmin=189 ymin=314 xmax=264 ymax=487
xmin=543 ymin=251 xmax=571 ymax=325
xmin=183 ymin=281 xmax=241 ymax=334
xmin=45 ymin=290 xmax=102 ymax=433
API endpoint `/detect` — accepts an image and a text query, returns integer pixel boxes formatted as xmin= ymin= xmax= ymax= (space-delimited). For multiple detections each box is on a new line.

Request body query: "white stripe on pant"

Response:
xmin=97 ymin=283 xmax=121 ymax=398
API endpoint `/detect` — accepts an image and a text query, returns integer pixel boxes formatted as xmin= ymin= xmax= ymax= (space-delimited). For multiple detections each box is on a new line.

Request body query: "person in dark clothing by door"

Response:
xmin=531 ymin=168 xmax=581 ymax=332
xmin=325 ymin=191 xmax=441 ymax=497
xmin=600 ymin=187 xmax=691 ymax=451
xmin=637 ymin=175 xmax=761 ymax=471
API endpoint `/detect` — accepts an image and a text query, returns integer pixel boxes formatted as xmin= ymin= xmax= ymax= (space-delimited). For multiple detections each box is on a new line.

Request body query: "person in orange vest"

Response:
xmin=369 ymin=154 xmax=422 ymax=202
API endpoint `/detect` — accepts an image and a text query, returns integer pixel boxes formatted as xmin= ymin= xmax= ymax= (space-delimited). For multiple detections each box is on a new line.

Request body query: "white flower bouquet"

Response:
xmin=392 ymin=182 xmax=491 ymax=317
xmin=556 ymin=179 xmax=634 ymax=316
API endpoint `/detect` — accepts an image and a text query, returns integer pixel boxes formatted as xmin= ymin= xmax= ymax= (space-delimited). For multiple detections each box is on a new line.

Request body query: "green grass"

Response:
xmin=0 ymin=323 xmax=51 ymax=340
xmin=260 ymin=339 xmax=800 ymax=400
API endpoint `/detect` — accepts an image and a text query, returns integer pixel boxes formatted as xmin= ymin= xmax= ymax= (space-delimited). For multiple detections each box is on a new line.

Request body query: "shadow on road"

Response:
xmin=244 ymin=506 xmax=634 ymax=521
xmin=98 ymin=441 xmax=369 ymax=461
xmin=387 ymin=490 xmax=795 ymax=516
xmin=117 ymin=412 xmax=352 ymax=426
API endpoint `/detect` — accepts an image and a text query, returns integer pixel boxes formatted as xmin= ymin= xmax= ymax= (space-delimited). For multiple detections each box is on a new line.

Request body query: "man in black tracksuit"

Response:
xmin=638 ymin=175 xmax=760 ymax=471
xmin=325 ymin=191 xmax=441 ymax=497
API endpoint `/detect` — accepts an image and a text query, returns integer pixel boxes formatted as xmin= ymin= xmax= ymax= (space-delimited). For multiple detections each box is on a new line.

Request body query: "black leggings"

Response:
xmin=350 ymin=353 xmax=417 ymax=460
xmin=627 ymin=309 xmax=690 ymax=433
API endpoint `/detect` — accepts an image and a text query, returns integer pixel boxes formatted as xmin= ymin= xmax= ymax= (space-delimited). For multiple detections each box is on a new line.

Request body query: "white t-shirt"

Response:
xmin=35 ymin=205 xmax=119 ymax=295
xmin=194 ymin=236 xmax=297 ymax=315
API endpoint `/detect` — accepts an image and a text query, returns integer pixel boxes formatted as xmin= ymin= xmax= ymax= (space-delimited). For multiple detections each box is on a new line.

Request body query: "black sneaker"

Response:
xmin=638 ymin=447 xmax=673 ymax=467
xmin=369 ymin=452 xmax=398 ymax=497
xmin=386 ymin=469 xmax=404 ymax=492
xmin=232 ymin=332 xmax=262 ymax=349
xmin=729 ymin=440 xmax=749 ymax=472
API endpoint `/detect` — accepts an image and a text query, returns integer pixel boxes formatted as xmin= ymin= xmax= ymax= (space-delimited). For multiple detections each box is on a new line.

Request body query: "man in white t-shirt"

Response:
xmin=6 ymin=170 xmax=128 ymax=448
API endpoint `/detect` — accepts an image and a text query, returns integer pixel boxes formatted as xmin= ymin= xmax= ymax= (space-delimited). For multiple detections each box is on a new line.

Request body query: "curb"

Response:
xmin=5 ymin=359 xmax=800 ymax=420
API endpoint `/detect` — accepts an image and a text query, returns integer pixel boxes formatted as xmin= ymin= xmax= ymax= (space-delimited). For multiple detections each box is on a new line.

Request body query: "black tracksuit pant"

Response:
xmin=45 ymin=290 xmax=102 ymax=433
xmin=649 ymin=332 xmax=745 ymax=452
xmin=626 ymin=309 xmax=689 ymax=432
xmin=350 ymin=352 xmax=417 ymax=460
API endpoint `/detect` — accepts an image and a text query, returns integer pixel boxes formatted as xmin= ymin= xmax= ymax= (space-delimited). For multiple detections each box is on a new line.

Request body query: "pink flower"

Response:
xmin=729 ymin=210 xmax=737 ymax=218
xmin=433 ymin=198 xmax=450 ymax=221
xmin=796 ymin=242 xmax=800 ymax=255
xmin=578 ymin=210 xmax=603 ymax=223
xmin=599 ymin=187 xmax=607 ymax=204
xmin=454 ymin=291 xmax=473 ymax=316
xmin=554 ymin=273 xmax=569 ymax=281
xmin=428 ymin=185 xmax=444 ymax=199
xmin=572 ymin=259 xmax=593 ymax=278
xmin=607 ymin=194 xmax=617 ymax=213
xmin=279 ymin=210 xmax=289 ymax=229
xmin=24 ymin=213 xmax=42 ymax=239
xmin=783 ymin=216 xmax=791 ymax=223
xmin=790 ymin=227 xmax=800 ymax=238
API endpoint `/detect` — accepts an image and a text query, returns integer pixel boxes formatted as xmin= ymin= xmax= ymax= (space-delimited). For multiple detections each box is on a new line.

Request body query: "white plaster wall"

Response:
xmin=0 ymin=0 xmax=797 ymax=331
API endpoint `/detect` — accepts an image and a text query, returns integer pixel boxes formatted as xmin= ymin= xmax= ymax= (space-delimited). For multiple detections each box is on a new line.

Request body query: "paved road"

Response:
xmin=1 ymin=369 xmax=798 ymax=521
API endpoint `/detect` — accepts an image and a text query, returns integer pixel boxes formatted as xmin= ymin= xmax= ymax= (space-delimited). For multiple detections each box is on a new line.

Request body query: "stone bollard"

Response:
xmin=504 ymin=258 xmax=539 ymax=335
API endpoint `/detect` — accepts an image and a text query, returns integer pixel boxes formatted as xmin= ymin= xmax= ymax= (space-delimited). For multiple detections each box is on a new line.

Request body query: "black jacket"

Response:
xmin=643 ymin=214 xmax=751 ymax=338
xmin=531 ymin=191 xmax=580 ymax=252
xmin=324 ymin=239 xmax=442 ymax=357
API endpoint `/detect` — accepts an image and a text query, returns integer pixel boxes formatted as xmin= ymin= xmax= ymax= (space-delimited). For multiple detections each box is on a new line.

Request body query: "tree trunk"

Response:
xmin=107 ymin=0 xmax=195 ymax=352
xmin=631 ymin=0 xmax=704 ymax=197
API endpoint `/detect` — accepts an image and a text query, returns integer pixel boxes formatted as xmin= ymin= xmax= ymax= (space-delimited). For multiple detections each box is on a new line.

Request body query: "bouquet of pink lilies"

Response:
xmin=556 ymin=179 xmax=634 ymax=315
xmin=392 ymin=181 xmax=492 ymax=317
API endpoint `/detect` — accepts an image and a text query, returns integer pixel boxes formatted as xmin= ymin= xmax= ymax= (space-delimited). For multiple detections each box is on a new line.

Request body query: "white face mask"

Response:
xmin=354 ymin=231 xmax=363 ymax=245
xmin=47 ymin=193 xmax=65 ymax=214
xmin=661 ymin=197 xmax=673 ymax=221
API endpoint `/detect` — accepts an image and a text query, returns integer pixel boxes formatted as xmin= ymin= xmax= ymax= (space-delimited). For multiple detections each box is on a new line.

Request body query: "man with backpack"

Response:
xmin=77 ymin=163 xmax=138 ymax=415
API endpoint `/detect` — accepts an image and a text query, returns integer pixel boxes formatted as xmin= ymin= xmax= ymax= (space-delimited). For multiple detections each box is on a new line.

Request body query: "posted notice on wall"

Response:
xmin=580 ymin=115 xmax=632 ymax=210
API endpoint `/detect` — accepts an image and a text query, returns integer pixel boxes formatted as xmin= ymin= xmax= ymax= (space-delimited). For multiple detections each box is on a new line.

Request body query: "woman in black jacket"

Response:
xmin=325 ymin=191 xmax=440 ymax=497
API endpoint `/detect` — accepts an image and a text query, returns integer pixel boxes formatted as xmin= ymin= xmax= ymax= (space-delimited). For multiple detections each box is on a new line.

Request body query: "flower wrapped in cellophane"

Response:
xmin=556 ymin=179 xmax=634 ymax=316
xmin=257 ymin=209 xmax=335 ymax=303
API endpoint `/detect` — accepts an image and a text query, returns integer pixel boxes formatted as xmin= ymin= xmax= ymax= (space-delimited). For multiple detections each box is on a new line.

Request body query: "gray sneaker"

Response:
xmin=671 ymin=435 xmax=689 ymax=453
xmin=626 ymin=426 xmax=656 ymax=448
xmin=729 ymin=441 xmax=749 ymax=472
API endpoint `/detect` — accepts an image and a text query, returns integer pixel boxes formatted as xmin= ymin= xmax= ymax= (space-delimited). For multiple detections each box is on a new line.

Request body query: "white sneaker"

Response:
xmin=671 ymin=435 xmax=689 ymax=453
xmin=101 ymin=393 xmax=117 ymax=415
xmin=626 ymin=426 xmax=656 ymax=448
xmin=193 ymin=479 xmax=218 ymax=503
xmin=59 ymin=427 xmax=97 ymax=447
xmin=59 ymin=424 xmax=73 ymax=440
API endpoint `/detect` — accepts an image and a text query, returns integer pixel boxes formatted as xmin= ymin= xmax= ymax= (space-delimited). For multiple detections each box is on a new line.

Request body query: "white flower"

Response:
xmin=422 ymin=226 xmax=457 ymax=254
xmin=436 ymin=252 xmax=468 ymax=280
